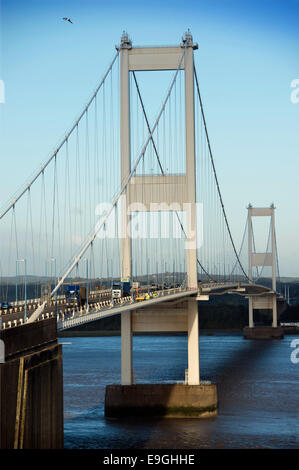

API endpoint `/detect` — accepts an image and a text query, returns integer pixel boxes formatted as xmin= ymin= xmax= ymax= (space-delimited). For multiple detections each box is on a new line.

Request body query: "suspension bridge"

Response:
xmin=0 ymin=32 xmax=287 ymax=444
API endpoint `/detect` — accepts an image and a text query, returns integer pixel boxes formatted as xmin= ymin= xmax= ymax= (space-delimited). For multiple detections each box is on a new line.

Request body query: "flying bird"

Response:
xmin=62 ymin=17 xmax=73 ymax=24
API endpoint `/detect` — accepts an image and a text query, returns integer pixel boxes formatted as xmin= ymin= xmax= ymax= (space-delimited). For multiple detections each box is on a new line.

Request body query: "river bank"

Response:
xmin=58 ymin=327 xmax=299 ymax=337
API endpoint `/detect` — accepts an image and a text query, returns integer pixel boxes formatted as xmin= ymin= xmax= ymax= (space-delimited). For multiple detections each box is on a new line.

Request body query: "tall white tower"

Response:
xmin=247 ymin=204 xmax=278 ymax=328
xmin=118 ymin=31 xmax=200 ymax=385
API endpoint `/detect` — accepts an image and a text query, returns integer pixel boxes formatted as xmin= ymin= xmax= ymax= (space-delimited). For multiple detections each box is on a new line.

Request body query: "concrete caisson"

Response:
xmin=105 ymin=383 xmax=218 ymax=418
xmin=243 ymin=326 xmax=284 ymax=339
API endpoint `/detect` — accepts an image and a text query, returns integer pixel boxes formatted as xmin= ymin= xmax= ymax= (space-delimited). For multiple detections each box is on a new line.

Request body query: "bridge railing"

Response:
xmin=1 ymin=286 xmax=191 ymax=329
xmin=58 ymin=286 xmax=189 ymax=330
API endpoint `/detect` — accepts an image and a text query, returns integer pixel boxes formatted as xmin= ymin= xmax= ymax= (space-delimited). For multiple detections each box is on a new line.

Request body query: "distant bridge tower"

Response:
xmin=118 ymin=31 xmax=200 ymax=385
xmin=247 ymin=204 xmax=278 ymax=328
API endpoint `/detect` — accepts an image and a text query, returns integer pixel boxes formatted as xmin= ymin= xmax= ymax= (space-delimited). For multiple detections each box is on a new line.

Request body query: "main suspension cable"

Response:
xmin=194 ymin=66 xmax=250 ymax=282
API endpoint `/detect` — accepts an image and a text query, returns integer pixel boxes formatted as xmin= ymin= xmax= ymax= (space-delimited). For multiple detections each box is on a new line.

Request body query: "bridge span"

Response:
xmin=0 ymin=31 xmax=286 ymax=447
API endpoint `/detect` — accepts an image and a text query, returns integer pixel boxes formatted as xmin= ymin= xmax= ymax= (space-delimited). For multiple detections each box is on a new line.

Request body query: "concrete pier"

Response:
xmin=243 ymin=326 xmax=284 ymax=339
xmin=105 ymin=383 xmax=217 ymax=418
xmin=0 ymin=318 xmax=63 ymax=449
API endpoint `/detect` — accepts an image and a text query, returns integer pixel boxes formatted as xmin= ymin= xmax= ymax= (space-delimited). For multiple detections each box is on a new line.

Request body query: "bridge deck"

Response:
xmin=58 ymin=288 xmax=198 ymax=331
xmin=1 ymin=282 xmax=285 ymax=332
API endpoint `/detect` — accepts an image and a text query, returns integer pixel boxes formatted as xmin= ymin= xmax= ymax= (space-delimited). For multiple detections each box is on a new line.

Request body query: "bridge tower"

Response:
xmin=118 ymin=31 xmax=200 ymax=385
xmin=245 ymin=204 xmax=283 ymax=339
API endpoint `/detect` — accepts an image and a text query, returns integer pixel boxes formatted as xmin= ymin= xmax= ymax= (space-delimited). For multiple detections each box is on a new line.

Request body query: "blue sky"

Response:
xmin=0 ymin=0 xmax=298 ymax=276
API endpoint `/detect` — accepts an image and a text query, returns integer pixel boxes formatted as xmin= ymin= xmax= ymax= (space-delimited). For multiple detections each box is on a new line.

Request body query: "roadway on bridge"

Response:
xmin=1 ymin=285 xmax=195 ymax=328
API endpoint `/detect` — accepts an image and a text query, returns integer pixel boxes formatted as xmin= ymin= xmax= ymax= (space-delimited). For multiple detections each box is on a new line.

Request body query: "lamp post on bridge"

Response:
xmin=49 ymin=258 xmax=57 ymax=318
xmin=16 ymin=258 xmax=27 ymax=323
xmin=15 ymin=260 xmax=18 ymax=303
xmin=83 ymin=258 xmax=89 ymax=312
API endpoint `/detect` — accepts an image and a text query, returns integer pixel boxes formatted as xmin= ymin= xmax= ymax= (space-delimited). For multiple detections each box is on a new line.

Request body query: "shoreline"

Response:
xmin=58 ymin=327 xmax=299 ymax=337
xmin=58 ymin=329 xmax=242 ymax=337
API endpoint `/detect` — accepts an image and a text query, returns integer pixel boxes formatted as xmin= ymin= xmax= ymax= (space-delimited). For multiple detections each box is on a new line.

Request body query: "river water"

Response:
xmin=61 ymin=333 xmax=299 ymax=449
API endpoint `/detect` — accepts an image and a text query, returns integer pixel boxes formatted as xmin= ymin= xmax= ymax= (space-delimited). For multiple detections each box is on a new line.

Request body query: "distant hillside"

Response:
xmin=280 ymin=304 xmax=299 ymax=322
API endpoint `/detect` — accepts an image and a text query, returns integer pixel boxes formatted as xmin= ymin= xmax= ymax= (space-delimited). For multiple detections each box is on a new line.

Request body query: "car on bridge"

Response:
xmin=112 ymin=281 xmax=122 ymax=299
xmin=135 ymin=295 xmax=145 ymax=301
xmin=0 ymin=301 xmax=12 ymax=310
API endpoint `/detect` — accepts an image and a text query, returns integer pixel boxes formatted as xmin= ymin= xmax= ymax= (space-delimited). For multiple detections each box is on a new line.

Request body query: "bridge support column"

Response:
xmin=119 ymin=32 xmax=132 ymax=282
xmin=246 ymin=204 xmax=282 ymax=337
xmin=105 ymin=31 xmax=217 ymax=419
xmin=248 ymin=297 xmax=254 ymax=328
xmin=105 ymin=300 xmax=218 ymax=418
xmin=244 ymin=294 xmax=283 ymax=339
xmin=121 ymin=311 xmax=133 ymax=385
xmin=272 ymin=295 xmax=278 ymax=328
xmin=185 ymin=34 xmax=198 ymax=290
xmin=187 ymin=298 xmax=200 ymax=385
